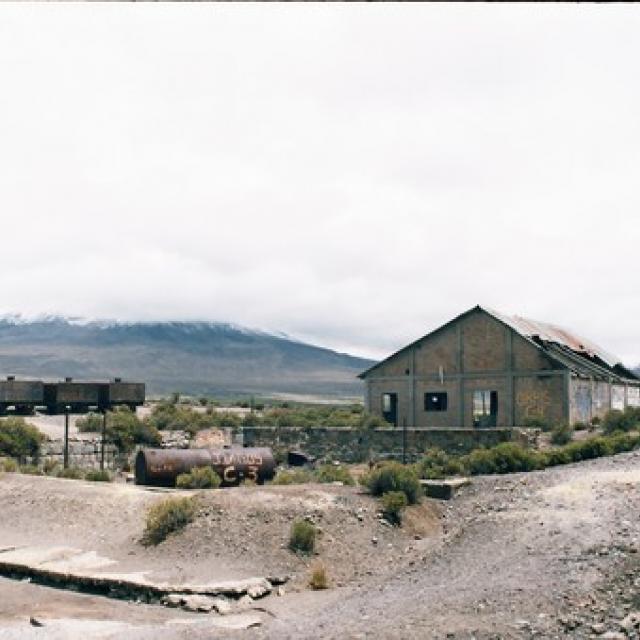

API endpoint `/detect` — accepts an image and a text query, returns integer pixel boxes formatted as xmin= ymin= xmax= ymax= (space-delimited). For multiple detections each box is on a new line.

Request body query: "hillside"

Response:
xmin=0 ymin=317 xmax=374 ymax=399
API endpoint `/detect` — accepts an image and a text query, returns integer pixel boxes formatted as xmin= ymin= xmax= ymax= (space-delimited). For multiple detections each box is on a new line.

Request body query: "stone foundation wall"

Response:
xmin=29 ymin=439 xmax=119 ymax=470
xmin=241 ymin=426 xmax=515 ymax=463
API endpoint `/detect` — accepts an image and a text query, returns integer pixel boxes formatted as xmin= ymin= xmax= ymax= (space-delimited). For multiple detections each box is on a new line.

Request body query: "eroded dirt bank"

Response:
xmin=257 ymin=451 xmax=640 ymax=639
xmin=1 ymin=451 xmax=639 ymax=639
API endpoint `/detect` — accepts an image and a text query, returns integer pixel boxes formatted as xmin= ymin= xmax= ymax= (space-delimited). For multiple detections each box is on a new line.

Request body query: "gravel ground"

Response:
xmin=257 ymin=450 xmax=640 ymax=640
xmin=1 ymin=451 xmax=639 ymax=639
xmin=0 ymin=475 xmax=441 ymax=586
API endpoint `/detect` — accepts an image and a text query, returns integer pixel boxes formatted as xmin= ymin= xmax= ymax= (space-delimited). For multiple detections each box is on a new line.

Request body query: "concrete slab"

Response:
xmin=420 ymin=477 xmax=471 ymax=500
xmin=0 ymin=545 xmax=277 ymax=605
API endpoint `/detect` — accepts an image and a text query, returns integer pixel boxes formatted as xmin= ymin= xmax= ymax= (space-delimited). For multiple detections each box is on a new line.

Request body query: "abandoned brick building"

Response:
xmin=359 ymin=306 xmax=640 ymax=428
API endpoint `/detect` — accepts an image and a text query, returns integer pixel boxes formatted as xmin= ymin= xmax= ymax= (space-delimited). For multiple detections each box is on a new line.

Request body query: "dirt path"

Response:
xmin=1 ymin=451 xmax=639 ymax=638
xmin=255 ymin=451 xmax=640 ymax=639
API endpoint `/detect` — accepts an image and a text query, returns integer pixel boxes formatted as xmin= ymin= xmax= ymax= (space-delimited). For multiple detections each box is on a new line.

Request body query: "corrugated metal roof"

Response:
xmin=486 ymin=308 xmax=621 ymax=368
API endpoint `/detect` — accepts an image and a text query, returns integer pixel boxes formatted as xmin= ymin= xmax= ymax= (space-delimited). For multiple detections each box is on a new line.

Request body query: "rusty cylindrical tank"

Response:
xmin=134 ymin=447 xmax=276 ymax=487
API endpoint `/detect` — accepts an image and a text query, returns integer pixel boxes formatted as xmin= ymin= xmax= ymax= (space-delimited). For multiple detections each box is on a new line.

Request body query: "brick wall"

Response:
xmin=364 ymin=308 xmax=567 ymax=428
xmin=242 ymin=426 xmax=514 ymax=463
xmin=28 ymin=438 xmax=118 ymax=470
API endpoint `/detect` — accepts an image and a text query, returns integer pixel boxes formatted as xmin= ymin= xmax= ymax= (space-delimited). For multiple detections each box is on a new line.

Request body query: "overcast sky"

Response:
xmin=0 ymin=5 xmax=639 ymax=365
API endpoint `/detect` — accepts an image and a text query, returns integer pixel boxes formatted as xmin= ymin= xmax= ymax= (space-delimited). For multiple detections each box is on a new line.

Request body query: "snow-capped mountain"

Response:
xmin=0 ymin=316 xmax=373 ymax=398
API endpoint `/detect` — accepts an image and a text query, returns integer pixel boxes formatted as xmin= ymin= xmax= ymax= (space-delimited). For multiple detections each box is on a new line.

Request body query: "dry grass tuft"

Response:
xmin=308 ymin=561 xmax=329 ymax=590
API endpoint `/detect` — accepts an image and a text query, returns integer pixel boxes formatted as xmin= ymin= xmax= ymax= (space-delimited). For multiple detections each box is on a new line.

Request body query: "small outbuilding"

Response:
xmin=359 ymin=305 xmax=640 ymax=428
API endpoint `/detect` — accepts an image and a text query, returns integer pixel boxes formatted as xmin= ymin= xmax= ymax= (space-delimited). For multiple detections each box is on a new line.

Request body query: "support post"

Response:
xmin=101 ymin=410 xmax=107 ymax=471
xmin=63 ymin=408 xmax=69 ymax=469
xmin=402 ymin=417 xmax=407 ymax=464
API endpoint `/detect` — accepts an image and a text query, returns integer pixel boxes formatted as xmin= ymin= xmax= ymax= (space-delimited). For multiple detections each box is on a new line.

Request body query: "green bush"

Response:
xmin=289 ymin=519 xmax=316 ymax=555
xmin=462 ymin=443 xmax=539 ymax=475
xmin=362 ymin=462 xmax=421 ymax=505
xmin=550 ymin=423 xmax=574 ymax=446
xmin=572 ymin=421 xmax=589 ymax=431
xmin=183 ymin=400 xmax=390 ymax=430
xmin=412 ymin=430 xmax=640 ymax=478
xmin=0 ymin=458 xmax=18 ymax=472
xmin=241 ymin=413 xmax=262 ymax=427
xmin=607 ymin=431 xmax=640 ymax=454
xmin=271 ymin=469 xmax=314 ymax=485
xmin=176 ymin=466 xmax=221 ymax=489
xmin=56 ymin=466 xmax=84 ymax=479
xmin=145 ymin=403 xmax=212 ymax=435
xmin=542 ymin=448 xmax=571 ymax=467
xmin=242 ymin=403 xmax=389 ymax=429
xmin=460 ymin=448 xmax=497 ymax=475
xmin=381 ymin=491 xmax=408 ymax=525
xmin=78 ymin=408 xmax=161 ymax=452
xmin=564 ymin=437 xmax=614 ymax=462
xmin=416 ymin=448 xmax=465 ymax=480
xmin=19 ymin=464 xmax=42 ymax=475
xmin=314 ymin=464 xmax=355 ymax=486
xmin=521 ymin=416 xmax=552 ymax=431
xmin=216 ymin=412 xmax=241 ymax=428
xmin=108 ymin=407 xmax=161 ymax=452
xmin=142 ymin=496 xmax=198 ymax=546
xmin=602 ymin=408 xmax=640 ymax=434
xmin=85 ymin=469 xmax=111 ymax=482
xmin=0 ymin=418 xmax=44 ymax=459
xmin=76 ymin=413 xmax=104 ymax=432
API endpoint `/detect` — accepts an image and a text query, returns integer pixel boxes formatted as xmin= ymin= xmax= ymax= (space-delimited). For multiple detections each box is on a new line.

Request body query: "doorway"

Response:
xmin=382 ymin=392 xmax=398 ymax=427
xmin=473 ymin=390 xmax=497 ymax=428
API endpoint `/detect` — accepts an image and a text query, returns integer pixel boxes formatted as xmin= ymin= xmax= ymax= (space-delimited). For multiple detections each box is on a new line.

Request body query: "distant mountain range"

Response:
xmin=0 ymin=316 xmax=374 ymax=399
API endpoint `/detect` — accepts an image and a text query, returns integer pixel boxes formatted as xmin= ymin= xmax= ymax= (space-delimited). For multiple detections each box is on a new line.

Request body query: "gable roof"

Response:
xmin=359 ymin=305 xmax=639 ymax=382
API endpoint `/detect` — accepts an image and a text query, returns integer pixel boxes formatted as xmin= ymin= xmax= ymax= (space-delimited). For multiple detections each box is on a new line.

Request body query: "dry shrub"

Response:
xmin=550 ymin=423 xmax=574 ymax=446
xmin=381 ymin=490 xmax=408 ymax=525
xmin=176 ymin=466 xmax=221 ymax=489
xmin=308 ymin=562 xmax=328 ymax=590
xmin=142 ymin=496 xmax=198 ymax=546
xmin=0 ymin=458 xmax=18 ymax=472
xmin=362 ymin=462 xmax=421 ymax=505
xmin=43 ymin=459 xmax=59 ymax=475
xmin=289 ymin=519 xmax=316 ymax=555
xmin=19 ymin=464 xmax=42 ymax=475
xmin=272 ymin=469 xmax=314 ymax=485
xmin=55 ymin=466 xmax=84 ymax=479
xmin=85 ymin=469 xmax=111 ymax=482
xmin=314 ymin=464 xmax=355 ymax=485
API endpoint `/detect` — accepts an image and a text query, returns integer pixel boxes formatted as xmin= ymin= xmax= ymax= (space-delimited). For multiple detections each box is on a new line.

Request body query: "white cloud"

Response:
xmin=0 ymin=4 xmax=639 ymax=364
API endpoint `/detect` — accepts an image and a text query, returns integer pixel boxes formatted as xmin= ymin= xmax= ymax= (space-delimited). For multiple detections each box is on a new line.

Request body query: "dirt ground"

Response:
xmin=24 ymin=413 xmax=95 ymax=441
xmin=1 ymin=451 xmax=640 ymax=639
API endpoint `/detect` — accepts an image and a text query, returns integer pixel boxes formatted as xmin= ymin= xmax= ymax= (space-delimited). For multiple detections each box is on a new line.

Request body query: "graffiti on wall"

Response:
xmin=516 ymin=388 xmax=551 ymax=418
